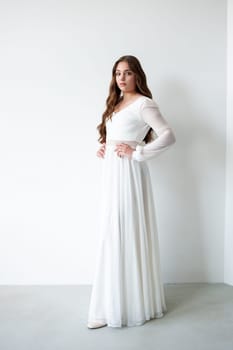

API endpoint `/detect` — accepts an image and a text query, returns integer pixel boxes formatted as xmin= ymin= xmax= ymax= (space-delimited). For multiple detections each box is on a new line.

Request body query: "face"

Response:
xmin=115 ymin=61 xmax=137 ymax=93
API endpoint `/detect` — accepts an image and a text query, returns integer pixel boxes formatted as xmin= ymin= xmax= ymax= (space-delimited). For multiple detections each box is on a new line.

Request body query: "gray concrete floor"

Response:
xmin=0 ymin=283 xmax=232 ymax=350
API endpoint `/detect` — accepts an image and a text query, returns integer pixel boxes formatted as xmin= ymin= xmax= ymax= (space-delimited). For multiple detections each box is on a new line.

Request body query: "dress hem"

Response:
xmin=88 ymin=310 xmax=167 ymax=328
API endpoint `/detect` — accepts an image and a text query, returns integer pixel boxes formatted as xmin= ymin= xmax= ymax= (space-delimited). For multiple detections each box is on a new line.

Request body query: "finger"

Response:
xmin=97 ymin=149 xmax=105 ymax=156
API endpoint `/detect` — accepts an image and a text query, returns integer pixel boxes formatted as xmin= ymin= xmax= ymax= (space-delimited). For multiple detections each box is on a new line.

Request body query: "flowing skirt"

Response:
xmin=87 ymin=140 xmax=167 ymax=327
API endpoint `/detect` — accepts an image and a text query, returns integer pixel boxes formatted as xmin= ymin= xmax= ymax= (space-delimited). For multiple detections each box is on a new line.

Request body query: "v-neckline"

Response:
xmin=113 ymin=95 xmax=145 ymax=115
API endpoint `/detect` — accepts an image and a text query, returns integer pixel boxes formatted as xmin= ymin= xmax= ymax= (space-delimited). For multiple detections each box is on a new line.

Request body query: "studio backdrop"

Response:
xmin=0 ymin=0 xmax=230 ymax=285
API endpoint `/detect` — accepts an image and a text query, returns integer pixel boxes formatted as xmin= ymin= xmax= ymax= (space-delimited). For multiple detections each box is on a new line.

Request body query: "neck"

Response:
xmin=122 ymin=92 xmax=138 ymax=102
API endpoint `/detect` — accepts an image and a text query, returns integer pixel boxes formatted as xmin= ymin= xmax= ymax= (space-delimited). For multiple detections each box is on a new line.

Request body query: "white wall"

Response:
xmin=224 ymin=0 xmax=233 ymax=286
xmin=0 ymin=0 xmax=226 ymax=284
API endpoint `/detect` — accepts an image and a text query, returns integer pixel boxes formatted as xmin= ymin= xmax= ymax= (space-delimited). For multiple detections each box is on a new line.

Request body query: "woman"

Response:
xmin=87 ymin=55 xmax=176 ymax=329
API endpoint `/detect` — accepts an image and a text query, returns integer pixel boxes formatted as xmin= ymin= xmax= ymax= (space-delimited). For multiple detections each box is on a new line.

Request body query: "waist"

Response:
xmin=106 ymin=139 xmax=145 ymax=148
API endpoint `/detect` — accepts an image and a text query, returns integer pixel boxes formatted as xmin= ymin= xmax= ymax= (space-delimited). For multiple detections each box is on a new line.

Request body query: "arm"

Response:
xmin=131 ymin=99 xmax=176 ymax=161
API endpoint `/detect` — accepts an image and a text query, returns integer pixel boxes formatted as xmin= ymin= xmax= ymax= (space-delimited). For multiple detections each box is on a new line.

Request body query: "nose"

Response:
xmin=118 ymin=73 xmax=126 ymax=81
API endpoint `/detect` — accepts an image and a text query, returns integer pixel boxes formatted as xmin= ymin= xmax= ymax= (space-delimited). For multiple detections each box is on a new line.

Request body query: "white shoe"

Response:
xmin=87 ymin=321 xmax=107 ymax=329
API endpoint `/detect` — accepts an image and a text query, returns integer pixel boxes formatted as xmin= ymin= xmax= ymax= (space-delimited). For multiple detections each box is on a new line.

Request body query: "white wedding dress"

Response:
xmin=87 ymin=95 xmax=176 ymax=327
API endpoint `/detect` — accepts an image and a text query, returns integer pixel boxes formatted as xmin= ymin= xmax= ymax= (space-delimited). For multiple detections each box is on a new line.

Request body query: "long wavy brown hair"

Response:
xmin=97 ymin=55 xmax=154 ymax=144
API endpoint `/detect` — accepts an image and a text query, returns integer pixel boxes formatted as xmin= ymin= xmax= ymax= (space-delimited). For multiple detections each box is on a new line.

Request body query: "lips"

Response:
xmin=119 ymin=83 xmax=126 ymax=86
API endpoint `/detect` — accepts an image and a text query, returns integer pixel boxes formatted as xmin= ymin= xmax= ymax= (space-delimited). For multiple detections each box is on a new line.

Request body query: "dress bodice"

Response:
xmin=106 ymin=96 xmax=150 ymax=143
xmin=105 ymin=95 xmax=176 ymax=161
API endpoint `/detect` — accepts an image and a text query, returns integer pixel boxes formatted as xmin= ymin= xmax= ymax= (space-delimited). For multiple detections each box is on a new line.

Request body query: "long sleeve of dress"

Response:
xmin=131 ymin=98 xmax=176 ymax=162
